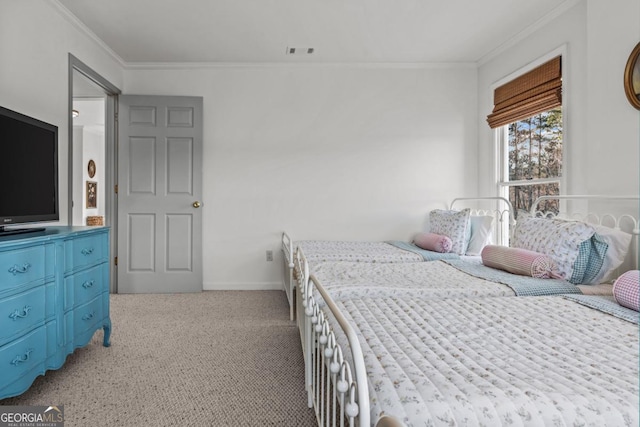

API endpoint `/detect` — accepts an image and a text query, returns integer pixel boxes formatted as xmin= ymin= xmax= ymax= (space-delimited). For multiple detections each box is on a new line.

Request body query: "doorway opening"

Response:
xmin=72 ymin=94 xmax=106 ymax=225
xmin=69 ymin=54 xmax=121 ymax=292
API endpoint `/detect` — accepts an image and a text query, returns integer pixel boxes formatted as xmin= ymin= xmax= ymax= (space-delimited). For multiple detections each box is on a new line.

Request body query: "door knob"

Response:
xmin=192 ymin=201 xmax=201 ymax=208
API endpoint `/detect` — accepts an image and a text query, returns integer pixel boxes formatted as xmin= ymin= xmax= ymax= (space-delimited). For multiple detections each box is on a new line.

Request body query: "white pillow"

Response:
xmin=589 ymin=224 xmax=632 ymax=284
xmin=466 ymin=215 xmax=495 ymax=255
xmin=428 ymin=208 xmax=471 ymax=255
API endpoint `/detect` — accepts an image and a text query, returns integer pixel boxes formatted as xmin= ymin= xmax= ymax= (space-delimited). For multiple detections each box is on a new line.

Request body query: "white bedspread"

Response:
xmin=297 ymin=240 xmax=424 ymax=265
xmin=329 ymin=296 xmax=638 ymax=426
xmin=312 ymin=260 xmax=516 ymax=302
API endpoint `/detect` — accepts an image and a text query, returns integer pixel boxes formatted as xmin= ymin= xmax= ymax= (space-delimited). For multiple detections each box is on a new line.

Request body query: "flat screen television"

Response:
xmin=0 ymin=106 xmax=59 ymax=235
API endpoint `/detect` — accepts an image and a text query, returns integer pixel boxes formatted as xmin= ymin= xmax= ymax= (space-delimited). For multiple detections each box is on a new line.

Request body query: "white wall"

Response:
xmin=23 ymin=0 xmax=639 ymax=291
xmin=6 ymin=0 xmax=637 ymax=291
xmin=73 ymin=99 xmax=107 ymax=224
xmin=82 ymin=128 xmax=106 ymax=221
xmin=477 ymin=0 xmax=640 ymax=199
xmin=72 ymin=126 xmax=84 ymax=225
xmin=0 ymin=0 xmax=123 ymax=225
xmin=125 ymin=65 xmax=478 ymax=289
xmin=69 ymin=125 xmax=105 ymax=223
xmin=585 ymin=0 xmax=640 ymax=196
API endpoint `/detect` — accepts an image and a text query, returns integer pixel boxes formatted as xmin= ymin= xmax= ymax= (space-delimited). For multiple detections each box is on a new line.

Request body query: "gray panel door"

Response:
xmin=118 ymin=95 xmax=203 ymax=293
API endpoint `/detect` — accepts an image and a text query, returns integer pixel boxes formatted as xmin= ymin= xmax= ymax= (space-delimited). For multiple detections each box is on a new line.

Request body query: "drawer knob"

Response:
xmin=9 ymin=305 xmax=32 ymax=321
xmin=82 ymin=280 xmax=95 ymax=289
xmin=8 ymin=263 xmax=31 ymax=275
xmin=10 ymin=349 xmax=33 ymax=366
xmin=82 ymin=312 xmax=95 ymax=321
xmin=81 ymin=247 xmax=95 ymax=256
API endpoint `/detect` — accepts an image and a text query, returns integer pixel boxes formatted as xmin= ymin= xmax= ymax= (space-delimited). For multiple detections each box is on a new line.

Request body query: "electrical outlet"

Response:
xmin=266 ymin=250 xmax=273 ymax=262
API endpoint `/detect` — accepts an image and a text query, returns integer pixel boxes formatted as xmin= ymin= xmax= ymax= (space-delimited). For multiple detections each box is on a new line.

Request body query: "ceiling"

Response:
xmin=56 ymin=0 xmax=575 ymax=64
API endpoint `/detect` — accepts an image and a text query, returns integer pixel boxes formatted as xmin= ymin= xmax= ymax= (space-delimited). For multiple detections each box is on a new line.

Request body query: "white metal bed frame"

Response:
xmin=281 ymin=232 xmax=295 ymax=321
xmin=449 ymin=196 xmax=515 ymax=246
xmin=531 ymin=195 xmax=640 ymax=273
xmin=301 ymin=195 xmax=640 ymax=427
xmin=283 ymin=197 xmax=515 ymax=323
xmin=294 ymin=196 xmax=517 ymax=396
xmin=306 ymin=273 xmax=370 ymax=426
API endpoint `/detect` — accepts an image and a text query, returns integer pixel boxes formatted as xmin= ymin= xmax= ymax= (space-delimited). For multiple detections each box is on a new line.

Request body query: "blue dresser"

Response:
xmin=0 ymin=226 xmax=111 ymax=399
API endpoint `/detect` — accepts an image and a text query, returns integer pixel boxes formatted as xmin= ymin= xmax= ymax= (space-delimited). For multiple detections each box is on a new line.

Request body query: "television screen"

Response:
xmin=0 ymin=106 xmax=59 ymax=229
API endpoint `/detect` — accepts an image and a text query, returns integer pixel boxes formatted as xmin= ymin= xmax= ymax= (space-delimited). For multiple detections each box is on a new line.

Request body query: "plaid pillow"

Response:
xmin=571 ymin=233 xmax=608 ymax=284
xmin=613 ymin=270 xmax=639 ymax=311
xmin=481 ymin=245 xmax=560 ymax=279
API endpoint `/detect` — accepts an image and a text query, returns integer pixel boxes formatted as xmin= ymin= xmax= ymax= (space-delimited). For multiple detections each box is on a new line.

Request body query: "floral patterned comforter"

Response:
xmin=311 ymin=260 xmax=516 ymax=303
xmin=297 ymin=240 xmax=424 ymax=265
xmin=328 ymin=296 xmax=638 ymax=426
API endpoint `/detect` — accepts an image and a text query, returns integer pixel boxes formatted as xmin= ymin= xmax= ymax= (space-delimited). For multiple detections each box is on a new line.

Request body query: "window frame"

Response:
xmin=491 ymin=47 xmax=567 ymax=235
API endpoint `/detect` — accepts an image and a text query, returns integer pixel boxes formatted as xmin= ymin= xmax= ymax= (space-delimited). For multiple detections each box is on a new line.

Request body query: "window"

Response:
xmin=487 ymin=56 xmax=563 ymax=220
xmin=501 ymin=108 xmax=562 ymax=218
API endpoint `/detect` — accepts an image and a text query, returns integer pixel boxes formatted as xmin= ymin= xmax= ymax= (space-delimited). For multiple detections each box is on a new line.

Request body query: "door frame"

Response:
xmin=68 ymin=54 xmax=121 ymax=293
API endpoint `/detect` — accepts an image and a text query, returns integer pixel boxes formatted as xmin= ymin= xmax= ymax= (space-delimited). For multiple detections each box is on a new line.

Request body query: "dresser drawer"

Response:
xmin=64 ymin=232 xmax=108 ymax=273
xmin=73 ymin=296 xmax=104 ymax=337
xmin=0 ymin=325 xmax=48 ymax=387
xmin=64 ymin=263 xmax=108 ymax=310
xmin=0 ymin=246 xmax=47 ymax=292
xmin=0 ymin=284 xmax=55 ymax=346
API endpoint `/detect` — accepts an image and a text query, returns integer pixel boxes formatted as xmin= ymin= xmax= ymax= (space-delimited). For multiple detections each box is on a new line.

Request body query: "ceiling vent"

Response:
xmin=286 ymin=47 xmax=315 ymax=55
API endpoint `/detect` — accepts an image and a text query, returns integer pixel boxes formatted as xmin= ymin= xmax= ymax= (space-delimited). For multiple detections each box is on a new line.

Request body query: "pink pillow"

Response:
xmin=481 ymin=245 xmax=560 ymax=279
xmin=613 ymin=270 xmax=639 ymax=311
xmin=413 ymin=232 xmax=453 ymax=253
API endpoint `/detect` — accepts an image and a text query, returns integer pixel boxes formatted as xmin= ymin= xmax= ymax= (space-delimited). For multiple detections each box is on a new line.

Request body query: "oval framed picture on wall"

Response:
xmin=88 ymin=159 xmax=96 ymax=178
xmin=623 ymin=41 xmax=640 ymax=110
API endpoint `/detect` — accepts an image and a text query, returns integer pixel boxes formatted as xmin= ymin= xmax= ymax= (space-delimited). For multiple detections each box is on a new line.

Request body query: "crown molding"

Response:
xmin=477 ymin=0 xmax=582 ymax=66
xmin=48 ymin=0 xmax=127 ymax=68
xmin=123 ymin=61 xmax=478 ymax=70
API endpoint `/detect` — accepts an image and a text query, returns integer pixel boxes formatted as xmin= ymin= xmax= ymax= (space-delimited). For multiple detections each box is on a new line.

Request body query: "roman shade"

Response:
xmin=487 ymin=56 xmax=562 ymax=129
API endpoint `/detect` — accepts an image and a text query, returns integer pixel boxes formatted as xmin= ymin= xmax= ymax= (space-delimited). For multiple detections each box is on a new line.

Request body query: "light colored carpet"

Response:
xmin=2 ymin=291 xmax=316 ymax=427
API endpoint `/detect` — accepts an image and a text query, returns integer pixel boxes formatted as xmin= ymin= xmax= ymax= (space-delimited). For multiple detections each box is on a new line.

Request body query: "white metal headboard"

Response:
xmin=449 ymin=196 xmax=516 ymax=247
xmin=531 ymin=195 xmax=640 ymax=271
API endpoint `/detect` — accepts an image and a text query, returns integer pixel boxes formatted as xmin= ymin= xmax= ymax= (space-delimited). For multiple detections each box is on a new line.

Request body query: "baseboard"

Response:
xmin=203 ymin=282 xmax=284 ymax=291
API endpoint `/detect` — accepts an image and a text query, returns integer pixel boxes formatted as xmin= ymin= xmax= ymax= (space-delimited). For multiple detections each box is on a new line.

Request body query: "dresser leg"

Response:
xmin=102 ymin=318 xmax=112 ymax=347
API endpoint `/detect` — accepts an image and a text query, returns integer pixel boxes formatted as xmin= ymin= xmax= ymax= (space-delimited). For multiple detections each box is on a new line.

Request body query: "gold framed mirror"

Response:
xmin=623 ymin=42 xmax=640 ymax=110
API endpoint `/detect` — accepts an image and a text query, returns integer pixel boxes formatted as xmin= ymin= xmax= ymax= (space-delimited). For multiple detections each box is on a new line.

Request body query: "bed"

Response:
xmin=309 ymin=285 xmax=639 ymax=426
xmin=282 ymin=197 xmax=514 ymax=320
xmin=306 ymin=257 xmax=615 ymax=303
xmin=300 ymin=195 xmax=640 ymax=425
xmin=283 ymin=235 xmax=452 ymax=321
xmin=297 ymin=249 xmax=621 ymax=408
xmin=299 ymin=194 xmax=639 ymax=308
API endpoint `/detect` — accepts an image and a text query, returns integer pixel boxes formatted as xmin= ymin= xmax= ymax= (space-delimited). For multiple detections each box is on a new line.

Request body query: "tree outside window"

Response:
xmin=500 ymin=107 xmax=562 ymax=219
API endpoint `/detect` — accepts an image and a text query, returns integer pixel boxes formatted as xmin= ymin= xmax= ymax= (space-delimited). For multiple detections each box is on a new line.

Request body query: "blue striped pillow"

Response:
xmin=570 ymin=233 xmax=608 ymax=284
